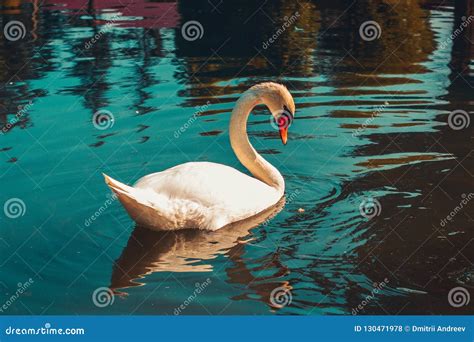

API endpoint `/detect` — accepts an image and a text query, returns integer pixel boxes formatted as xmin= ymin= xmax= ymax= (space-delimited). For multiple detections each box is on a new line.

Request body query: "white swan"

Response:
xmin=103 ymin=82 xmax=295 ymax=231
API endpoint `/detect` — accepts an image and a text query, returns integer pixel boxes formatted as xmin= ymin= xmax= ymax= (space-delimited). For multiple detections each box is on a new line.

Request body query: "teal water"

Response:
xmin=0 ymin=0 xmax=473 ymax=315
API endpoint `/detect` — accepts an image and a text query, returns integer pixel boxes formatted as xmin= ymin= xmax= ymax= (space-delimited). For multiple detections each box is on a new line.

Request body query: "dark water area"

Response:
xmin=0 ymin=0 xmax=473 ymax=315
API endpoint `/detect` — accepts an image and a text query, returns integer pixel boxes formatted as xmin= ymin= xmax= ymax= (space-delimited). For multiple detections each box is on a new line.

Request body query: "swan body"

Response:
xmin=104 ymin=162 xmax=280 ymax=230
xmin=104 ymin=82 xmax=295 ymax=231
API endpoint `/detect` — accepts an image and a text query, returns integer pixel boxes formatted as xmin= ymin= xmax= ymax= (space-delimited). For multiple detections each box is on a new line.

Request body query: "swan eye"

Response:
xmin=283 ymin=105 xmax=293 ymax=119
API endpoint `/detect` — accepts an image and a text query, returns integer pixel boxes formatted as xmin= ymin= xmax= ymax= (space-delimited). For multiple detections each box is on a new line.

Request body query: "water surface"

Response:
xmin=0 ymin=0 xmax=473 ymax=315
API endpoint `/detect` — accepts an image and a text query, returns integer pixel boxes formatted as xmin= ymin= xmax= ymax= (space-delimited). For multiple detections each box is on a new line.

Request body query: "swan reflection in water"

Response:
xmin=109 ymin=198 xmax=286 ymax=293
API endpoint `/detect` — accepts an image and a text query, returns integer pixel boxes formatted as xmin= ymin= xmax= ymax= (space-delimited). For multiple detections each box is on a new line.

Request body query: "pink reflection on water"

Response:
xmin=39 ymin=0 xmax=179 ymax=28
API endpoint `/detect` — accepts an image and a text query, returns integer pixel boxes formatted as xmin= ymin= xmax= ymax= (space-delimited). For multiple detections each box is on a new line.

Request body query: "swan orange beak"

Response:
xmin=279 ymin=127 xmax=288 ymax=145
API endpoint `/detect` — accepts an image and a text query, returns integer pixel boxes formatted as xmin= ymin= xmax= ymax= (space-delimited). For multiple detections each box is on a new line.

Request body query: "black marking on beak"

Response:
xmin=283 ymin=105 xmax=294 ymax=125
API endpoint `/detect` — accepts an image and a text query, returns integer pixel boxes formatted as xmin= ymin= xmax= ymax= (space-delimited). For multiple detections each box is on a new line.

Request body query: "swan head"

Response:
xmin=250 ymin=82 xmax=295 ymax=145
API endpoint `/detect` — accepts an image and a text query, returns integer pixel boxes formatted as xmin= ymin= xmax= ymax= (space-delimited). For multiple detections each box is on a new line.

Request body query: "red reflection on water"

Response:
xmin=38 ymin=0 xmax=179 ymax=28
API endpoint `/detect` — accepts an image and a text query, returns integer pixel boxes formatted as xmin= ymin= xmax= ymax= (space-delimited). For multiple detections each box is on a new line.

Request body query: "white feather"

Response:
xmin=104 ymin=82 xmax=295 ymax=231
xmin=104 ymin=162 xmax=280 ymax=231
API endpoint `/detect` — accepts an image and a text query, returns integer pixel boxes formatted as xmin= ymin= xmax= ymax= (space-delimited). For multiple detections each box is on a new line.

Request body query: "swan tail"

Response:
xmin=102 ymin=173 xmax=175 ymax=230
xmin=103 ymin=173 xmax=134 ymax=193
xmin=103 ymin=173 xmax=145 ymax=209
xmin=103 ymin=173 xmax=145 ymax=214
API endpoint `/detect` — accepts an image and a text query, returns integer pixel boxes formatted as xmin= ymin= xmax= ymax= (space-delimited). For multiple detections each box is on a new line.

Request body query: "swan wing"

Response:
xmin=105 ymin=162 xmax=281 ymax=230
xmin=135 ymin=162 xmax=281 ymax=227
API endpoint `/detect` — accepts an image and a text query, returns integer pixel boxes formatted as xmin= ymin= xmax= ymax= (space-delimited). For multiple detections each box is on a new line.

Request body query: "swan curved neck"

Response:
xmin=229 ymin=91 xmax=285 ymax=194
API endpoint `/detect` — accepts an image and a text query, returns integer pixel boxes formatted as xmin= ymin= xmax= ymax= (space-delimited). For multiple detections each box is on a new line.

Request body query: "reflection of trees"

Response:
xmin=61 ymin=0 xmax=120 ymax=114
xmin=129 ymin=29 xmax=163 ymax=116
xmin=0 ymin=0 xmax=53 ymax=131
xmin=340 ymin=0 xmax=474 ymax=315
xmin=0 ymin=0 xmax=165 ymax=132
xmin=317 ymin=0 xmax=435 ymax=85
xmin=0 ymin=0 xmax=471 ymax=315
xmin=439 ymin=0 xmax=473 ymax=163
xmin=446 ymin=0 xmax=473 ymax=99
xmin=174 ymin=0 xmax=319 ymax=95
xmin=170 ymin=0 xmax=472 ymax=314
